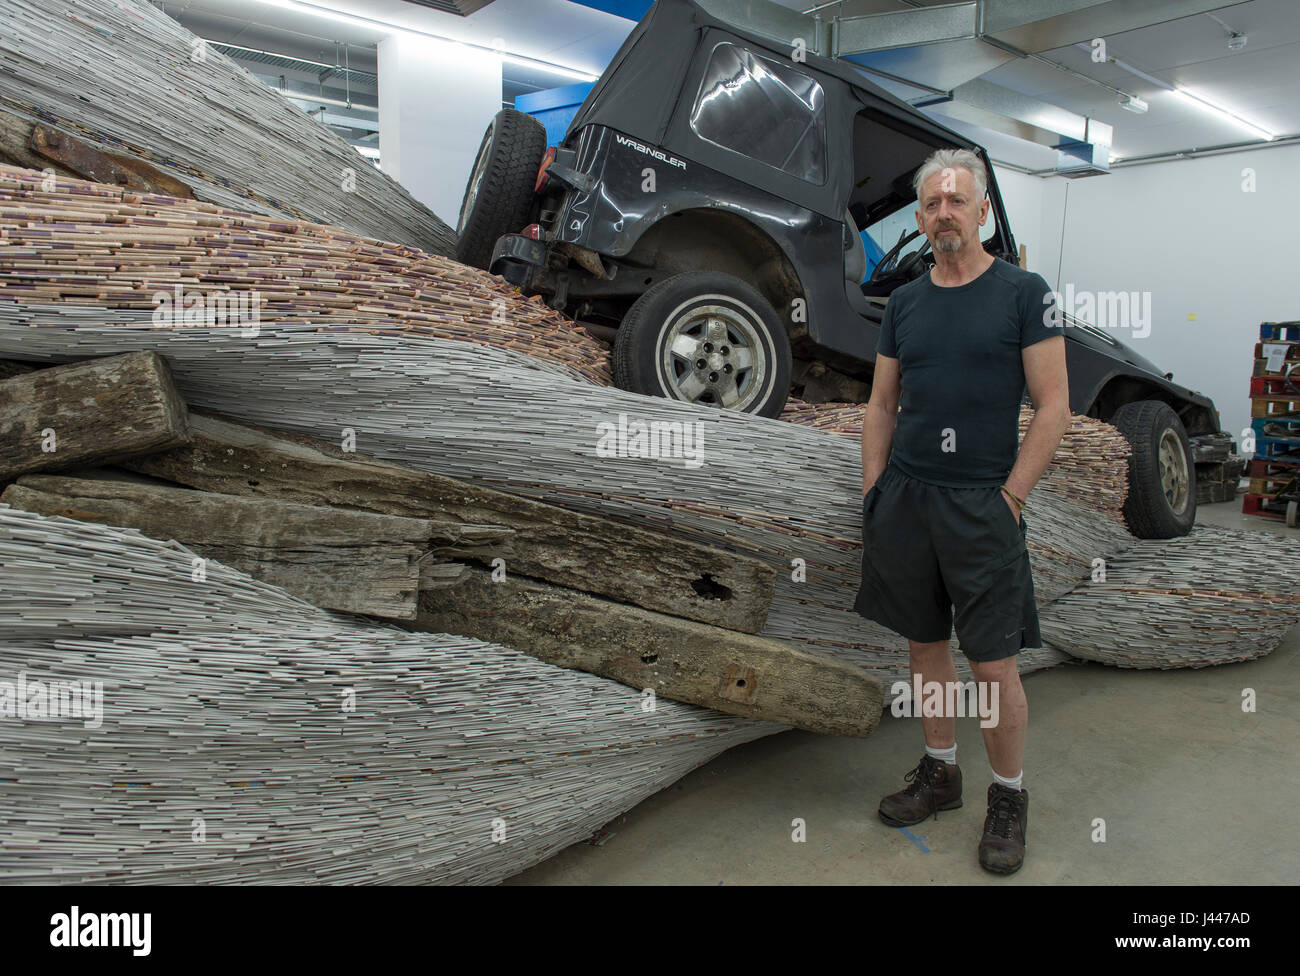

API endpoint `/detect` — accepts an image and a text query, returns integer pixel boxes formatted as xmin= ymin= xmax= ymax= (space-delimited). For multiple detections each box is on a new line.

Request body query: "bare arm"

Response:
xmin=862 ymin=353 xmax=900 ymax=496
xmin=1004 ymin=335 xmax=1071 ymax=513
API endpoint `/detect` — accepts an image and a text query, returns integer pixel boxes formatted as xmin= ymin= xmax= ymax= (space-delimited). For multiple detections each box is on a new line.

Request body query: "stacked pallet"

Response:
xmin=1242 ymin=321 xmax=1300 ymax=525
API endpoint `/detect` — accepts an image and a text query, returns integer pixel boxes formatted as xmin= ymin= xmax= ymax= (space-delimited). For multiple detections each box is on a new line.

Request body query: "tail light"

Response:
xmin=534 ymin=146 xmax=557 ymax=193
xmin=520 ymin=223 xmax=542 ymax=240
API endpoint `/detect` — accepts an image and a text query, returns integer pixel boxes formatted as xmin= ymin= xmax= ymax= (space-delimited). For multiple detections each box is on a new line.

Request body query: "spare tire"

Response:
xmin=455 ymin=108 xmax=547 ymax=270
xmin=613 ymin=271 xmax=792 ymax=418
xmin=1110 ymin=399 xmax=1196 ymax=538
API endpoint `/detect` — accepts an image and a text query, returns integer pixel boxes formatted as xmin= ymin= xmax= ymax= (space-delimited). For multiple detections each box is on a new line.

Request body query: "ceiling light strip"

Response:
xmin=252 ymin=0 xmax=600 ymax=81
xmin=1172 ymin=87 xmax=1274 ymax=141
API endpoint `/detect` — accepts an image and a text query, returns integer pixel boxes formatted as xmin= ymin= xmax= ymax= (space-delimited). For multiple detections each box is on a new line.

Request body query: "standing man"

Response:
xmin=854 ymin=148 xmax=1070 ymax=875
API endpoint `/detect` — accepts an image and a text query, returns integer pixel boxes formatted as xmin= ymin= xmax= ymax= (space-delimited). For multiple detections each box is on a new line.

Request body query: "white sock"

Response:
xmin=992 ymin=769 xmax=1023 ymax=791
xmin=925 ymin=743 xmax=957 ymax=766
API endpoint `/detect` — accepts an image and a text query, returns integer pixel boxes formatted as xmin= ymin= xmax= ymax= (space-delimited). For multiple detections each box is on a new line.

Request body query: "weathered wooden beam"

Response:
xmin=123 ymin=413 xmax=776 ymax=633
xmin=30 ymin=122 xmax=197 ymax=197
xmin=2 ymin=475 xmax=512 ymax=620
xmin=0 ymin=110 xmax=196 ymax=196
xmin=0 ymin=352 xmax=191 ymax=481
xmin=414 ymin=566 xmax=884 ymax=738
xmin=0 ymin=110 xmax=80 ymax=180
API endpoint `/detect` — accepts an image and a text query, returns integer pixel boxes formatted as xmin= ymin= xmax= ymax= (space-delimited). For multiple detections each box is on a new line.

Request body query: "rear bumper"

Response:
xmin=489 ymin=234 xmax=547 ymax=287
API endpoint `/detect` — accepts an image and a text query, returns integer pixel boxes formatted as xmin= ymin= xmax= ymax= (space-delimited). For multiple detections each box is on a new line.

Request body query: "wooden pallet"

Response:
xmin=1251 ymin=395 xmax=1300 ymax=419
xmin=1238 ymin=325 xmax=1300 ymax=523
xmin=1242 ymin=492 xmax=1290 ymax=521
xmin=1252 ymin=415 xmax=1300 ymax=434
xmin=1251 ymin=409 xmax=1300 ymax=451
xmin=1260 ymin=321 xmax=1300 ymax=342
xmin=1247 ymin=456 xmax=1300 ymax=497
xmin=1250 ymin=371 xmax=1300 ymax=396
xmin=1255 ymin=325 xmax=1300 ymax=406
xmin=1255 ymin=440 xmax=1300 ymax=466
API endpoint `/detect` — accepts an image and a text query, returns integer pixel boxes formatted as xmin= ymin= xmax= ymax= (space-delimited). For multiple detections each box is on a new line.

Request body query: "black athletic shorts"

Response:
xmin=854 ymin=461 xmax=1041 ymax=662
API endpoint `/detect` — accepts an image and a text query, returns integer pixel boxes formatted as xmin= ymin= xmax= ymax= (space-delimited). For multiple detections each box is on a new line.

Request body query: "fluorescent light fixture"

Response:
xmin=250 ymin=0 xmax=600 ymax=82
xmin=496 ymin=53 xmax=594 ymax=80
xmin=1172 ymin=87 xmax=1274 ymax=141
xmin=1119 ymin=94 xmax=1147 ymax=114
xmin=251 ymin=0 xmax=367 ymax=31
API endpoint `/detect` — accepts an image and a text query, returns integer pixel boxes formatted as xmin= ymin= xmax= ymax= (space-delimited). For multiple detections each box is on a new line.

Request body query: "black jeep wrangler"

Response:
xmin=455 ymin=0 xmax=1226 ymax=539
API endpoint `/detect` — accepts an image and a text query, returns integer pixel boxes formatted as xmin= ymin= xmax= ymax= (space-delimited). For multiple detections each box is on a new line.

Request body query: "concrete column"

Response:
xmin=378 ymin=33 xmax=502 ymax=227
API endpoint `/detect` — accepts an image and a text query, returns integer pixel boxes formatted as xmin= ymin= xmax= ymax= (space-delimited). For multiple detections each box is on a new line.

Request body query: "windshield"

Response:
xmin=847 ymin=107 xmax=999 ymax=279
xmin=859 ymin=195 xmax=1000 ymax=276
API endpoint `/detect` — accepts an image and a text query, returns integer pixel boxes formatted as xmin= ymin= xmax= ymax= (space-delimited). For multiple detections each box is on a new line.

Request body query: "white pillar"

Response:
xmin=378 ymin=33 xmax=502 ymax=227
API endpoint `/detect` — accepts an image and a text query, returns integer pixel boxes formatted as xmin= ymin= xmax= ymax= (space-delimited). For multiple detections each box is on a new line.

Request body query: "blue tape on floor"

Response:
xmin=898 ymin=827 xmax=930 ymax=852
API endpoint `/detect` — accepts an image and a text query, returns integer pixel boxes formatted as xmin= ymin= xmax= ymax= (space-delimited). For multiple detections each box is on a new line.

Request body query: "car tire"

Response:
xmin=1110 ymin=399 xmax=1196 ymax=538
xmin=613 ymin=272 xmax=792 ymax=418
xmin=454 ymin=108 xmax=547 ymax=271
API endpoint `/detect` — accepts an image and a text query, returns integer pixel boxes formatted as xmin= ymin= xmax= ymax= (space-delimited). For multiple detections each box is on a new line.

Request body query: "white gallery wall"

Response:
xmin=1028 ymin=142 xmax=1297 ymax=448
xmin=378 ymin=33 xmax=502 ymax=226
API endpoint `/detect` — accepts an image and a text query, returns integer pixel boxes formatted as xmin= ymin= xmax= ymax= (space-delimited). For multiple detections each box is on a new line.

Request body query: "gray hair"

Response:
xmin=912 ymin=148 xmax=988 ymax=203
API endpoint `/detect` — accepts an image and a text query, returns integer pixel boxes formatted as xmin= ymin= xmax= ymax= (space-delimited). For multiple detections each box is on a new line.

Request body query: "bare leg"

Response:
xmin=908 ymin=638 xmax=957 ymax=749
xmin=969 ymin=656 xmax=1027 ymax=778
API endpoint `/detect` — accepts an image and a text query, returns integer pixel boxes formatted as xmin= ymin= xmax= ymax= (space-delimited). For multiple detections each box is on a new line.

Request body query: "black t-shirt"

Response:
xmin=875 ymin=258 xmax=1059 ymax=487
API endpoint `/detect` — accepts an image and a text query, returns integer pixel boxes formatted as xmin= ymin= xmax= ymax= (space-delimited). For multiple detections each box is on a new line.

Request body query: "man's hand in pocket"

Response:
xmin=1001 ymin=489 xmax=1021 ymax=525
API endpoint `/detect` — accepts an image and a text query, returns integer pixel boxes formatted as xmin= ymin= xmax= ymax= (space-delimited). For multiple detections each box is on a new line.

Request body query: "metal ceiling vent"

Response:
xmin=210 ymin=43 xmax=378 ymax=86
xmin=400 ymin=0 xmax=498 ymax=14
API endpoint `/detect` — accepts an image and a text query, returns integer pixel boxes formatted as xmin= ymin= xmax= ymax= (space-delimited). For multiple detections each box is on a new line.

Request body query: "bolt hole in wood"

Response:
xmin=718 ymin=664 xmax=758 ymax=704
xmin=690 ymin=573 xmax=732 ymax=601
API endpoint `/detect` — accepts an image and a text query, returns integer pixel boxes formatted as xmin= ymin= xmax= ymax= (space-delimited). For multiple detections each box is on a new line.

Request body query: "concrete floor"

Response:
xmin=508 ymin=492 xmax=1300 ymax=885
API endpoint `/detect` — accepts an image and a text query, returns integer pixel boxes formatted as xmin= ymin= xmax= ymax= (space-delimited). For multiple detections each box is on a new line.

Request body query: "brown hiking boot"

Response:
xmin=979 ymin=783 xmax=1029 ymax=874
xmin=878 ymin=753 xmax=962 ymax=827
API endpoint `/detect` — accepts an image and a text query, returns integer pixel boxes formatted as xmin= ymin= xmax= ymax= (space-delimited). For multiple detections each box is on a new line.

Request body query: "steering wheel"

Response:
xmin=869 ymin=227 xmax=932 ymax=285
